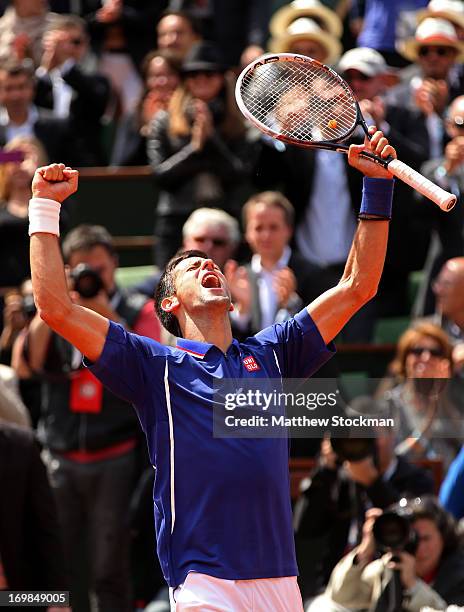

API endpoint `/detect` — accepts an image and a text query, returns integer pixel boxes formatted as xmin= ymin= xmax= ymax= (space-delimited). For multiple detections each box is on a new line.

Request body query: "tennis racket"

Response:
xmin=235 ymin=53 xmax=456 ymax=212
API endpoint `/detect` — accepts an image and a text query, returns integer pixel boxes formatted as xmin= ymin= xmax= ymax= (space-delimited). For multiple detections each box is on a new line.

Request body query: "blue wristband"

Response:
xmin=358 ymin=177 xmax=394 ymax=220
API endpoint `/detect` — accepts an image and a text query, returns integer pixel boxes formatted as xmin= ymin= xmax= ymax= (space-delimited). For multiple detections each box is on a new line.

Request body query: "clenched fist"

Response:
xmin=32 ymin=163 xmax=79 ymax=203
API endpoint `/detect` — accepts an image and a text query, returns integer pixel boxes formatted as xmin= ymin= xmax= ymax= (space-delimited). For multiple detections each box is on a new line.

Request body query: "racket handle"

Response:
xmin=387 ymin=159 xmax=456 ymax=212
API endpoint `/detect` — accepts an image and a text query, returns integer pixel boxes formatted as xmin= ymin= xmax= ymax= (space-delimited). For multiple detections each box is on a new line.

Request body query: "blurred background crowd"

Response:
xmin=2 ymin=0 xmax=464 ymax=611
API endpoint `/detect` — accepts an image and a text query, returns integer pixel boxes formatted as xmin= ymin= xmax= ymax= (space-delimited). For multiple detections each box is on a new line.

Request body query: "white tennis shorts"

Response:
xmin=169 ymin=572 xmax=304 ymax=611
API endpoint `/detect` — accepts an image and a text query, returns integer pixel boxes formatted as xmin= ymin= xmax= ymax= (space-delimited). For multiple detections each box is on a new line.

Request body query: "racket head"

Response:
xmin=235 ymin=53 xmax=362 ymax=148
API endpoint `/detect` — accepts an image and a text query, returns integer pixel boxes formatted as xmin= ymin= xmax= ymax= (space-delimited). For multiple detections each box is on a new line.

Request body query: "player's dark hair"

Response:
xmin=62 ymin=224 xmax=116 ymax=262
xmin=155 ymin=249 xmax=208 ymax=337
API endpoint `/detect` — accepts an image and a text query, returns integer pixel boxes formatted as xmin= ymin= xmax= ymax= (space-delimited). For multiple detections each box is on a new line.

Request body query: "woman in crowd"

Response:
xmin=111 ymin=48 xmax=182 ymax=166
xmin=0 ymin=136 xmax=48 ymax=290
xmin=147 ymin=41 xmax=261 ymax=267
xmin=0 ymin=138 xmax=48 ymax=426
xmin=319 ymin=496 xmax=464 ymax=611
xmin=381 ymin=322 xmax=463 ymax=471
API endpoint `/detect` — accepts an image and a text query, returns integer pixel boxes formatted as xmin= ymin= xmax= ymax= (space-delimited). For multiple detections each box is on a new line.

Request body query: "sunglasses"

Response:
xmin=343 ymin=70 xmax=371 ymax=82
xmin=409 ymin=346 xmax=444 ymax=357
xmin=418 ymin=45 xmax=455 ymax=58
xmin=192 ymin=236 xmax=229 ymax=247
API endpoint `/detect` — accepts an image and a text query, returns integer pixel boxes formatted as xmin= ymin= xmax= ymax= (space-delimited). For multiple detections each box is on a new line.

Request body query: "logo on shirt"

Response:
xmin=243 ymin=356 xmax=261 ymax=372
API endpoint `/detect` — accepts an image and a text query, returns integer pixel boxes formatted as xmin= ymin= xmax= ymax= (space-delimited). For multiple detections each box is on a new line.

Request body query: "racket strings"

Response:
xmin=240 ymin=61 xmax=357 ymax=142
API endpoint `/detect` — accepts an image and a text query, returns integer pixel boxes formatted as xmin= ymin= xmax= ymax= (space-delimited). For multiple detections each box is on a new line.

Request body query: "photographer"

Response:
xmin=319 ymin=497 xmax=464 ymax=612
xmin=25 ymin=224 xmax=160 ymax=611
xmin=147 ymin=40 xmax=261 ymax=267
xmin=294 ymin=398 xmax=434 ymax=601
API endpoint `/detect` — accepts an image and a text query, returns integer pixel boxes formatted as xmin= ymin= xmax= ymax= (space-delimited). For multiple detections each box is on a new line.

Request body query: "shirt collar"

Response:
xmin=0 ymin=104 xmax=39 ymax=127
xmin=176 ymin=337 xmax=241 ymax=359
xmin=251 ymin=245 xmax=291 ymax=275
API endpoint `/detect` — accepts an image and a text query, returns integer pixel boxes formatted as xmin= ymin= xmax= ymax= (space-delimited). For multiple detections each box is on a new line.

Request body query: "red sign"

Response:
xmin=70 ymin=369 xmax=103 ymax=413
xmin=243 ymin=356 xmax=260 ymax=372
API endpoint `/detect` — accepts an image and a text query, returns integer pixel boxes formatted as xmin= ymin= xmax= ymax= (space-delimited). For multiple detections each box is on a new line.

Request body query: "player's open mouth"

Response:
xmin=201 ymin=273 xmax=221 ymax=289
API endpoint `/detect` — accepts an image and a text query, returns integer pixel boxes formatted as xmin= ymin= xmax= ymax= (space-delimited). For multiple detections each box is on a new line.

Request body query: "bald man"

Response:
xmin=431 ymin=256 xmax=464 ymax=373
xmin=432 ymin=257 xmax=464 ymax=335
xmin=415 ymin=97 xmax=464 ymax=316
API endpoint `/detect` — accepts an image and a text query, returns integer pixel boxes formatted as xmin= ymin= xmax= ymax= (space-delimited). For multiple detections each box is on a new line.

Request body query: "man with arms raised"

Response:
xmin=29 ymin=127 xmax=395 ymax=610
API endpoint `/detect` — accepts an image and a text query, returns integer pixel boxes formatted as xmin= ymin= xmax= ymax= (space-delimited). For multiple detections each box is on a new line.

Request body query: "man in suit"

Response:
xmin=230 ymin=190 xmax=323 ymax=338
xmin=35 ymin=14 xmax=111 ymax=165
xmin=0 ymin=60 xmax=91 ymax=166
xmin=414 ymin=96 xmax=464 ymax=315
xmin=83 ymin=0 xmax=168 ymax=116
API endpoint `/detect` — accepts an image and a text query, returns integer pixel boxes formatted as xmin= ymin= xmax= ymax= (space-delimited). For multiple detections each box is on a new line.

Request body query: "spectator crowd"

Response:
xmin=1 ymin=1 xmax=464 ymax=611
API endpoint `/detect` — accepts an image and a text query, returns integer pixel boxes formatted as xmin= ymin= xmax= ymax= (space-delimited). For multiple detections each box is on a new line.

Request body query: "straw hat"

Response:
xmin=417 ymin=0 xmax=464 ymax=32
xmin=269 ymin=17 xmax=342 ymax=65
xmin=270 ymin=0 xmax=343 ymax=38
xmin=398 ymin=17 xmax=464 ymax=61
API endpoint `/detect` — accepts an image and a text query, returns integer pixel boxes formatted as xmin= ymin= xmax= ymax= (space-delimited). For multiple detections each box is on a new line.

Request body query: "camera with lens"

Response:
xmin=22 ymin=293 xmax=37 ymax=320
xmin=71 ymin=264 xmax=104 ymax=299
xmin=373 ymin=508 xmax=419 ymax=556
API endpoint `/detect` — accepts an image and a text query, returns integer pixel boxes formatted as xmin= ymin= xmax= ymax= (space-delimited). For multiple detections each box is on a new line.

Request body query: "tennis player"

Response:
xmin=29 ymin=127 xmax=395 ymax=611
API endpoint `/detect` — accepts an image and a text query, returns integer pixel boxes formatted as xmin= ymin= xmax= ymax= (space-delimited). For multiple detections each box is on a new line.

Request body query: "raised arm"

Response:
xmin=307 ymin=128 xmax=396 ymax=344
xmin=29 ymin=164 xmax=109 ymax=362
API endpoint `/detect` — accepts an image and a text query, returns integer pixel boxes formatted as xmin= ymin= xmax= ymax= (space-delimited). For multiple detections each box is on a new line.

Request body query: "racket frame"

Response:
xmin=236 ymin=53 xmax=457 ymax=210
xmin=236 ymin=53 xmax=392 ymax=168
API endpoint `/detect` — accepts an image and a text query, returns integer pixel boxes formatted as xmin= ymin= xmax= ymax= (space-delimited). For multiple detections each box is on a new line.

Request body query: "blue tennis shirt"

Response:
xmin=88 ymin=308 xmax=335 ymax=587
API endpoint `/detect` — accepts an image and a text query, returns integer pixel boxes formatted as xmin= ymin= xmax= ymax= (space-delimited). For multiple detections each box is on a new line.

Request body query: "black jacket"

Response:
xmin=35 ymin=64 xmax=111 ymax=165
xmin=242 ymin=250 xmax=324 ymax=336
xmin=0 ymin=424 xmax=67 ymax=591
xmin=84 ymin=0 xmax=168 ymax=72
xmin=0 ymin=108 xmax=92 ymax=167
xmin=147 ymin=109 xmax=262 ymax=218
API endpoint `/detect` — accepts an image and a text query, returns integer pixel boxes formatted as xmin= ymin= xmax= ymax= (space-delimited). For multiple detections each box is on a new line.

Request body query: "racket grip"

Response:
xmin=387 ymin=159 xmax=456 ymax=212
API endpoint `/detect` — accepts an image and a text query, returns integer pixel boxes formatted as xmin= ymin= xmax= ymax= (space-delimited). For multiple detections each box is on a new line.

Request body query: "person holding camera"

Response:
xmin=381 ymin=322 xmax=464 ymax=471
xmin=316 ymin=496 xmax=464 ymax=612
xmin=25 ymin=224 xmax=160 ymax=611
xmin=146 ymin=40 xmax=261 ymax=268
xmin=293 ymin=399 xmax=435 ymax=601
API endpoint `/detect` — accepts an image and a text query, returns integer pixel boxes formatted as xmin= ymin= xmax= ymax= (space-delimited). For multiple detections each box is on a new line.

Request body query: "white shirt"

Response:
xmin=230 ymin=246 xmax=292 ymax=331
xmin=49 ymin=59 xmax=75 ymax=119
xmin=296 ymin=150 xmax=356 ymax=267
xmin=0 ymin=105 xmax=39 ymax=142
xmin=410 ymin=76 xmax=444 ymax=160
xmin=251 ymin=246 xmax=292 ymax=329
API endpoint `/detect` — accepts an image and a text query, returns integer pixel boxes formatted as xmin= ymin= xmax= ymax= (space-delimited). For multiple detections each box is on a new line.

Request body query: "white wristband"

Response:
xmin=28 ymin=197 xmax=61 ymax=237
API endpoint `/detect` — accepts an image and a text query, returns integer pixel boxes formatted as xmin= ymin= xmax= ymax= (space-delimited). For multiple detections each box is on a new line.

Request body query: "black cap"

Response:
xmin=182 ymin=41 xmax=226 ymax=74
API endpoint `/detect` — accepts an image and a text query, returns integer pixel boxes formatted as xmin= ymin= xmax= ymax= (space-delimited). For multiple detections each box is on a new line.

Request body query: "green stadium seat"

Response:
xmin=408 ymin=270 xmax=424 ymax=311
xmin=372 ymin=316 xmax=410 ymax=344
xmin=338 ymin=371 xmax=370 ymax=402
xmin=116 ymin=265 xmax=155 ymax=289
